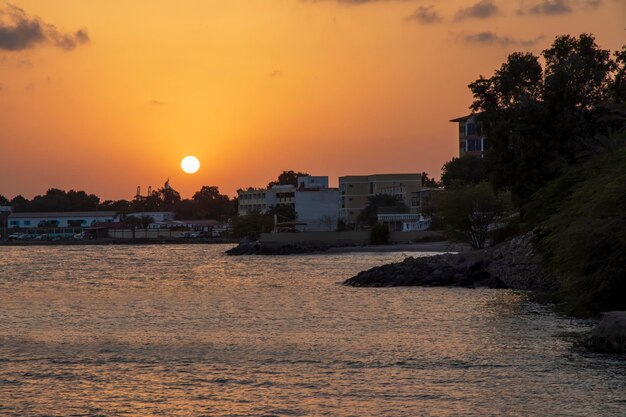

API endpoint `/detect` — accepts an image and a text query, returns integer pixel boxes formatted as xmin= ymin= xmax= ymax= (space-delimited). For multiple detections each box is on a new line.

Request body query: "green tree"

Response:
xmin=357 ymin=194 xmax=409 ymax=226
xmin=10 ymin=195 xmax=29 ymax=212
xmin=0 ymin=195 xmax=9 ymax=206
xmin=421 ymin=172 xmax=439 ymax=188
xmin=267 ymin=171 xmax=310 ymax=188
xmin=123 ymin=215 xmax=142 ymax=240
xmin=440 ymin=155 xmax=487 ymax=188
xmin=267 ymin=204 xmax=297 ymax=221
xmin=100 ymin=199 xmax=131 ymax=214
xmin=468 ymin=34 xmax=624 ymax=205
xmin=230 ymin=211 xmax=272 ymax=240
xmin=436 ymin=183 xmax=508 ymax=249
xmin=191 ymin=186 xmax=235 ymax=219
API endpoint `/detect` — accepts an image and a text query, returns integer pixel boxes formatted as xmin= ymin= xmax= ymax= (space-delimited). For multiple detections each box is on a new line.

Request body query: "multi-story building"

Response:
xmin=450 ymin=114 xmax=486 ymax=158
xmin=237 ymin=185 xmax=295 ymax=216
xmin=237 ymin=176 xmax=339 ymax=231
xmin=338 ymin=173 xmax=423 ymax=225
xmin=237 ymin=188 xmax=269 ymax=215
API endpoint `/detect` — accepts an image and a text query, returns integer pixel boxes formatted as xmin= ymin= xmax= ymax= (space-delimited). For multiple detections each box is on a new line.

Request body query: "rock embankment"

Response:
xmin=344 ymin=232 xmax=552 ymax=290
xmin=226 ymin=242 xmax=332 ymax=255
xmin=584 ymin=311 xmax=626 ymax=353
xmin=344 ymin=252 xmax=507 ymax=288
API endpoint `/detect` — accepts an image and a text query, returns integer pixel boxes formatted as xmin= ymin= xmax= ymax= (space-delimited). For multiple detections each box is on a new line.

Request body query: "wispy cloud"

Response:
xmin=0 ymin=4 xmax=89 ymax=51
xmin=405 ymin=5 xmax=443 ymax=24
xmin=269 ymin=69 xmax=284 ymax=78
xmin=523 ymin=0 xmax=573 ymax=15
xmin=454 ymin=0 xmax=501 ymax=21
xmin=517 ymin=0 xmax=606 ymax=15
xmin=461 ymin=31 xmax=544 ymax=46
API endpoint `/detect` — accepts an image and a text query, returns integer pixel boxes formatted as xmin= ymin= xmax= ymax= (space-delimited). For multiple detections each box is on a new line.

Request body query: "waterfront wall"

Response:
xmin=259 ymin=230 xmax=444 ymax=245
xmin=108 ymin=229 xmax=187 ymax=239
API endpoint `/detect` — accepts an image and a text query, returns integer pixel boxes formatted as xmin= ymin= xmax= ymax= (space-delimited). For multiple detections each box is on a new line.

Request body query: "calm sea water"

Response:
xmin=0 ymin=244 xmax=624 ymax=416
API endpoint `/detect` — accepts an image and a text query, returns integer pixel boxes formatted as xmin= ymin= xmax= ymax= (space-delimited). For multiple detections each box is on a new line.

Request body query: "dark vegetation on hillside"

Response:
xmin=441 ymin=34 xmax=626 ymax=315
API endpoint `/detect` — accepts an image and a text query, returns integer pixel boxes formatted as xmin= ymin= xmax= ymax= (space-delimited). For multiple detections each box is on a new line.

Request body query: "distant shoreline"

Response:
xmin=324 ymin=241 xmax=469 ymax=254
xmin=0 ymin=238 xmax=468 ymax=254
xmin=0 ymin=238 xmax=237 ymax=247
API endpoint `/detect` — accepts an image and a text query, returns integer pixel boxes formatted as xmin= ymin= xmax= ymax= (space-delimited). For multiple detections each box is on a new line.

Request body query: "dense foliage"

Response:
xmin=435 ymin=183 xmax=510 ymax=249
xmin=230 ymin=211 xmax=272 ymax=240
xmin=4 ymin=185 xmax=236 ymax=221
xmin=469 ymin=34 xmax=626 ymax=206
xmin=267 ymin=171 xmax=310 ymax=188
xmin=448 ymin=33 xmax=626 ymax=314
xmin=440 ymin=155 xmax=487 ymax=188
xmin=527 ymin=124 xmax=626 ymax=314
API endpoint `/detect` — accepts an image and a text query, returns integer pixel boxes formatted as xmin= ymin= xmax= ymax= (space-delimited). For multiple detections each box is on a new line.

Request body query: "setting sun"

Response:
xmin=181 ymin=156 xmax=200 ymax=174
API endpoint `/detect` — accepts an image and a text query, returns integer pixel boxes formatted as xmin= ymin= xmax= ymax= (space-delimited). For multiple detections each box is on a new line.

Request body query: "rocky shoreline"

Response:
xmin=343 ymin=232 xmax=625 ymax=354
xmin=226 ymin=242 xmax=333 ymax=255
xmin=344 ymin=233 xmax=552 ymax=291
xmin=583 ymin=312 xmax=626 ymax=353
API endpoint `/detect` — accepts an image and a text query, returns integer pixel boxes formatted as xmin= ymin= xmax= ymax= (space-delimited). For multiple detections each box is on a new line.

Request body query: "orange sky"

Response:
xmin=0 ymin=0 xmax=624 ymax=200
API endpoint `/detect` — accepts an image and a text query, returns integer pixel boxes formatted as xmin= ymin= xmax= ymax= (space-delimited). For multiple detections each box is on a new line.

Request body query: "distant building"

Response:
xmin=450 ymin=114 xmax=486 ymax=158
xmin=125 ymin=211 xmax=175 ymax=223
xmin=338 ymin=174 xmax=424 ymax=225
xmin=237 ymin=188 xmax=269 ymax=215
xmin=237 ymin=176 xmax=339 ymax=231
xmin=8 ymin=211 xmax=117 ymax=229
xmin=377 ymin=213 xmax=431 ymax=232
xmin=295 ymin=176 xmax=339 ymax=232
xmin=237 ymin=185 xmax=296 ymax=216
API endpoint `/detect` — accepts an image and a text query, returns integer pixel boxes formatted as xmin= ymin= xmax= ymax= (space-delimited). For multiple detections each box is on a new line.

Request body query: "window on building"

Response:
xmin=466 ymin=123 xmax=483 ymax=136
xmin=24 ymin=220 xmax=31 ymax=225
xmin=369 ymin=182 xmax=374 ymax=194
xmin=467 ymin=139 xmax=482 ymax=152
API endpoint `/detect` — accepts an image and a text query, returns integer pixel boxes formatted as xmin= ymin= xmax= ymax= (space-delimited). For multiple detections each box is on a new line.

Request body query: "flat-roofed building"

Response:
xmin=8 ymin=211 xmax=117 ymax=229
xmin=237 ymin=185 xmax=296 ymax=216
xmin=295 ymin=176 xmax=339 ymax=232
xmin=338 ymin=173 xmax=423 ymax=225
xmin=126 ymin=211 xmax=175 ymax=223
xmin=450 ymin=114 xmax=486 ymax=158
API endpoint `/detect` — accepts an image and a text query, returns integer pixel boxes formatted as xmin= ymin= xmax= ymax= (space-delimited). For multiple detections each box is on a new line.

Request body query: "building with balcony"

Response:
xmin=450 ymin=114 xmax=486 ymax=158
xmin=237 ymin=185 xmax=296 ymax=216
xmin=338 ymin=173 xmax=423 ymax=225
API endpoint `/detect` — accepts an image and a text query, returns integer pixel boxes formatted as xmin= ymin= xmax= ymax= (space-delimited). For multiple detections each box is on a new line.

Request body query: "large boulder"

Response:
xmin=584 ymin=311 xmax=626 ymax=353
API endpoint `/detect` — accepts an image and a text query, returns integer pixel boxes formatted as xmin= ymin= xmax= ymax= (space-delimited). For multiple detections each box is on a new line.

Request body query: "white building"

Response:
xmin=295 ymin=188 xmax=339 ymax=231
xmin=8 ymin=211 xmax=117 ymax=229
xmin=236 ymin=176 xmax=340 ymax=231
xmin=293 ymin=176 xmax=339 ymax=232
xmin=377 ymin=213 xmax=431 ymax=232
xmin=125 ymin=211 xmax=175 ymax=223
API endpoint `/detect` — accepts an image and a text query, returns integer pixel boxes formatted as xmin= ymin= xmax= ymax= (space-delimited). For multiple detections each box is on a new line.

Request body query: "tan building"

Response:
xmin=338 ymin=173 xmax=423 ymax=224
xmin=237 ymin=185 xmax=295 ymax=215
xmin=450 ymin=114 xmax=486 ymax=158
xmin=237 ymin=188 xmax=268 ymax=215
